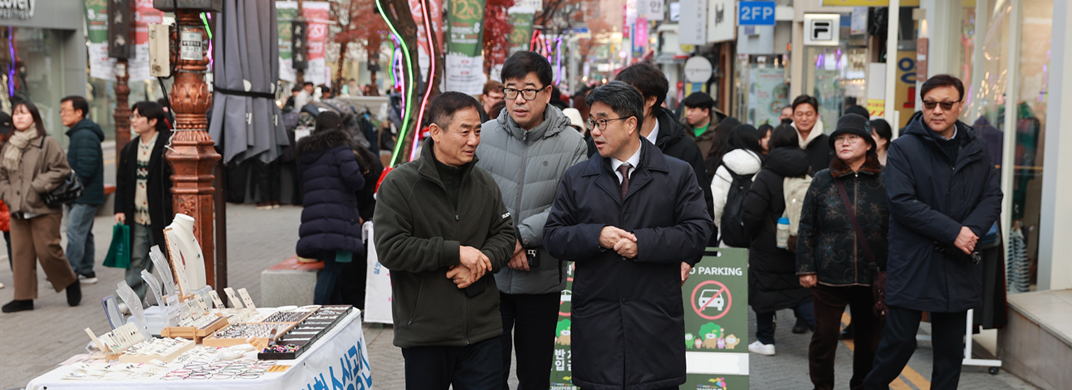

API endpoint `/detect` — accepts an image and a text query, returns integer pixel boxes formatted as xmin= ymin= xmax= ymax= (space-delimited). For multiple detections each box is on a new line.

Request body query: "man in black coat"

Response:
xmin=864 ymin=75 xmax=1002 ymax=390
xmin=60 ymin=96 xmax=105 ymax=284
xmin=545 ymin=81 xmax=713 ymax=390
xmin=588 ymin=63 xmax=717 ymax=266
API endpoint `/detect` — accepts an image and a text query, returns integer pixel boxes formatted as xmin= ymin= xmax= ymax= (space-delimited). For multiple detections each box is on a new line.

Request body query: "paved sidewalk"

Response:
xmin=0 ymin=200 xmax=1038 ymax=389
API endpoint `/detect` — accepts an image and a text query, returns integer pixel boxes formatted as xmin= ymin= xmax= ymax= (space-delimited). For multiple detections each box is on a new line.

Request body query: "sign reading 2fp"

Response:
xmin=738 ymin=1 xmax=775 ymax=26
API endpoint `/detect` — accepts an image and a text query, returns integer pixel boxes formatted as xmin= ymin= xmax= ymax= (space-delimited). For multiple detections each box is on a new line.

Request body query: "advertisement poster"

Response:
xmin=551 ymin=249 xmax=750 ymax=390
xmin=277 ymin=1 xmax=330 ymax=85
xmin=508 ymin=8 xmax=536 ymax=55
xmin=681 ymin=248 xmax=750 ymax=389
xmin=750 ymin=67 xmax=788 ymax=127
xmin=130 ymin=0 xmax=164 ymax=83
xmin=550 ymin=263 xmax=578 ymax=390
xmin=446 ymin=0 xmax=485 ymax=57
xmin=444 ymin=53 xmax=485 ymax=95
xmin=85 ymin=0 xmax=115 ymax=81
xmin=894 ymin=50 xmax=917 ymax=129
xmin=407 ymin=0 xmax=443 ymax=80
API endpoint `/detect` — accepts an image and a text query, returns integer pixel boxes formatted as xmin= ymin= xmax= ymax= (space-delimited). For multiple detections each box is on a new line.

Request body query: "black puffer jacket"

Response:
xmin=66 ymin=119 xmax=105 ymax=205
xmin=741 ymin=147 xmax=813 ymax=313
xmin=796 ymin=156 xmax=889 ymax=286
xmin=295 ymin=129 xmax=365 ymax=257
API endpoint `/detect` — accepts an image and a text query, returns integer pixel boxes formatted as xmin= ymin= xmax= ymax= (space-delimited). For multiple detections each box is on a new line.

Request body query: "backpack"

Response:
xmin=780 ymin=175 xmax=813 ymax=252
xmin=719 ymin=168 xmax=755 ymax=247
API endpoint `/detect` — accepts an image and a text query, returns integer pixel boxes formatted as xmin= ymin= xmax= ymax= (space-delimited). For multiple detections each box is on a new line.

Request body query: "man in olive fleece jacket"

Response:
xmin=373 ymin=92 xmax=515 ymax=390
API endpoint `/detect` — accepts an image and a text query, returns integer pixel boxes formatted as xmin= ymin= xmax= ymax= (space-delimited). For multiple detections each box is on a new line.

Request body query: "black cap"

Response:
xmin=0 ymin=111 xmax=11 ymax=135
xmin=828 ymin=113 xmax=876 ymax=150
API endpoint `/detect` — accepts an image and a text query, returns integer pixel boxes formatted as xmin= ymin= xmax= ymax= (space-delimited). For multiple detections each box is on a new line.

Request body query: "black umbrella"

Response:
xmin=209 ymin=0 xmax=288 ymax=164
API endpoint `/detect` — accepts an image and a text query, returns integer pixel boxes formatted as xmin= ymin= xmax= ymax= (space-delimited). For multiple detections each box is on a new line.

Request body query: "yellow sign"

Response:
xmin=866 ymin=99 xmax=885 ymax=117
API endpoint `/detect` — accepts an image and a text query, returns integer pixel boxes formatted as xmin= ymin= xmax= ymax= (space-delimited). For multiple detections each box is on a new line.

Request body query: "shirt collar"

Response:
xmin=140 ymin=132 xmax=159 ymax=148
xmin=645 ymin=120 xmax=660 ymax=145
xmin=611 ymin=143 xmax=643 ymax=178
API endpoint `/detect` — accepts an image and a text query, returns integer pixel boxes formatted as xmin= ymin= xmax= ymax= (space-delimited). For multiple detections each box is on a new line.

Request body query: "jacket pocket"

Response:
xmin=407 ymin=279 xmax=425 ymax=325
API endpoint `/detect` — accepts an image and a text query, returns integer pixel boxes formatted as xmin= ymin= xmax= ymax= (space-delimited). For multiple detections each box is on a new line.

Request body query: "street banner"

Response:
xmin=130 ymin=0 xmax=164 ymax=83
xmin=681 ymin=247 xmax=750 ymax=388
xmin=363 ymin=222 xmax=394 ymax=324
xmin=444 ymin=53 xmax=486 ymax=95
xmin=551 ymin=249 xmax=750 ymax=389
xmin=277 ymin=1 xmax=329 ymax=85
xmin=85 ymin=0 xmax=116 ymax=81
xmin=508 ymin=8 xmax=536 ymax=54
xmin=549 ymin=263 xmax=578 ymax=390
xmin=410 ymin=0 xmax=444 ymax=80
xmin=446 ymin=0 xmax=485 ymax=57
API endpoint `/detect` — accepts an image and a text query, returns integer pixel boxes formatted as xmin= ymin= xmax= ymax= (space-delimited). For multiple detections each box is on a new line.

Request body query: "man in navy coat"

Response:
xmin=864 ymin=75 xmax=1002 ymax=389
xmin=544 ymin=81 xmax=713 ymax=390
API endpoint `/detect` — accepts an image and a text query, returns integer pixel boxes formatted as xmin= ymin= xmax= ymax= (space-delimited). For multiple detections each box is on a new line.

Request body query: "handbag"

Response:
xmin=103 ymin=223 xmax=131 ymax=269
xmin=835 ymin=178 xmax=887 ymax=318
xmin=42 ymin=170 xmax=84 ymax=207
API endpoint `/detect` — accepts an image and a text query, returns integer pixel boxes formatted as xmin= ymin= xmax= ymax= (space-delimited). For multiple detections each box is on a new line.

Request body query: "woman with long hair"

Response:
xmin=0 ymin=101 xmax=80 ymax=312
xmin=870 ymin=119 xmax=893 ymax=166
xmin=710 ymin=125 xmax=764 ymax=246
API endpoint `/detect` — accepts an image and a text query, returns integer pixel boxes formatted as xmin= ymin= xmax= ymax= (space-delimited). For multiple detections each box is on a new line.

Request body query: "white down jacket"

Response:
xmin=710 ymin=149 xmax=763 ymax=228
xmin=476 ymin=105 xmax=589 ymax=294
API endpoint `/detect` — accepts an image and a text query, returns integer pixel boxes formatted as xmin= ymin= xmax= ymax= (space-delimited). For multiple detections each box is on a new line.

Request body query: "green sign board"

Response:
xmin=551 ymin=249 xmax=750 ymax=389
xmin=508 ymin=11 xmax=534 ymax=55
xmin=446 ymin=0 xmax=486 ymax=57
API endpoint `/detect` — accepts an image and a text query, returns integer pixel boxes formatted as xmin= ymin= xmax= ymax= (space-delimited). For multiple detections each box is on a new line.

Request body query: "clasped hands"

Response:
xmin=601 ymin=226 xmax=638 ymax=258
xmin=446 ymin=246 xmax=492 ymax=289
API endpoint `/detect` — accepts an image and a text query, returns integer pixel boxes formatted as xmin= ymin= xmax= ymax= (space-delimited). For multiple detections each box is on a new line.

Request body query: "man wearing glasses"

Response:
xmin=59 ymin=96 xmax=105 ymax=285
xmin=864 ymin=75 xmax=1002 ymax=389
xmin=475 ymin=51 xmax=588 ymax=390
xmin=545 ymin=81 xmax=712 ymax=390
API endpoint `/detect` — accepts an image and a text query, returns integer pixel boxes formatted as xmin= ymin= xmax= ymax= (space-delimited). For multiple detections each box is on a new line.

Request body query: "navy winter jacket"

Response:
xmin=66 ymin=119 xmax=105 ymax=205
xmin=295 ymin=130 xmax=366 ymax=258
xmin=884 ymin=113 xmax=1002 ymax=312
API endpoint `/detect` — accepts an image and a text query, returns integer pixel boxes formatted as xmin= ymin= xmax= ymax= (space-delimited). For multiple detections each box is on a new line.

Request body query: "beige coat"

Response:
xmin=0 ymin=135 xmax=70 ymax=216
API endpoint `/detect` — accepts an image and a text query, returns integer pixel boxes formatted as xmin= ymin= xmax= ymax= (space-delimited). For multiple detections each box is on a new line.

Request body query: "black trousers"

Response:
xmin=863 ymin=306 xmax=967 ymax=390
xmin=498 ymin=291 xmax=561 ymax=390
xmin=810 ymin=284 xmax=882 ymax=390
xmin=402 ymin=337 xmax=502 ymax=390
xmin=253 ymin=159 xmax=280 ymax=203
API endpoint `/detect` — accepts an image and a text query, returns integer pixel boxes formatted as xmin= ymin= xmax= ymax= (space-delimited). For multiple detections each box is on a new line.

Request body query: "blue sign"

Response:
xmin=738 ymin=1 xmax=776 ymax=26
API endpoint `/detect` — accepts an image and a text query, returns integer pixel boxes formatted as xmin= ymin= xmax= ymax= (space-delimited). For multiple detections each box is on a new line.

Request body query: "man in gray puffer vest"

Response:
xmin=476 ymin=51 xmax=588 ymax=390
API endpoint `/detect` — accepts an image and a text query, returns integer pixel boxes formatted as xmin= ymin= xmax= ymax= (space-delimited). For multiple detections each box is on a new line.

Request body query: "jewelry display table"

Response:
xmin=26 ymin=309 xmax=372 ymax=390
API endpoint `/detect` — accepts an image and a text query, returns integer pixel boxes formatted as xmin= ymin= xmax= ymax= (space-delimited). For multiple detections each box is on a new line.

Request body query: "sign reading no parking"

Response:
xmin=682 ymin=248 xmax=750 ymax=389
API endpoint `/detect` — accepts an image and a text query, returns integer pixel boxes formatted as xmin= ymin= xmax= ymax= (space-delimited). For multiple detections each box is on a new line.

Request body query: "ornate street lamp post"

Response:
xmin=154 ymin=0 xmax=223 ymax=288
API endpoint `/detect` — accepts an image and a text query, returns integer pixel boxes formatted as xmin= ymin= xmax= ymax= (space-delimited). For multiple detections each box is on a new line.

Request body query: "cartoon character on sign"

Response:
xmin=699 ymin=322 xmax=723 ymax=349
xmin=684 ymin=333 xmax=695 ymax=349
xmin=555 ymin=319 xmax=571 ymax=345
xmin=707 ymin=377 xmax=728 ymax=389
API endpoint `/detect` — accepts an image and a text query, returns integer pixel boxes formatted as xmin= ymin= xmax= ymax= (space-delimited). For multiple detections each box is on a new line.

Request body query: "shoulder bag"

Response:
xmin=835 ymin=178 xmax=887 ymax=318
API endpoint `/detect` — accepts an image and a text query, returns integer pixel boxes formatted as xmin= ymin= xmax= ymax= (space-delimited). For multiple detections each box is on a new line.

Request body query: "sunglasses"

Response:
xmin=921 ymin=100 xmax=960 ymax=111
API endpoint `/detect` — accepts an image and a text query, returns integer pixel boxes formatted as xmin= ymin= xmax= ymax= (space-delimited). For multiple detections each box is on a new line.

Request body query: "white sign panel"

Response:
xmin=707 ymin=0 xmax=735 ymax=43
xmin=515 ymin=0 xmax=542 ymax=10
xmin=803 ymin=14 xmax=840 ymax=46
xmin=684 ymin=56 xmax=713 ymax=83
xmin=677 ymin=0 xmax=707 ymax=45
xmin=638 ymin=0 xmax=665 ymax=19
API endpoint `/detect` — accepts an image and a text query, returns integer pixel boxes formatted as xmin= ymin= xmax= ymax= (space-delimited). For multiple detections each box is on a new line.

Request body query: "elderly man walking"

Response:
xmin=545 ymin=81 xmax=713 ymax=390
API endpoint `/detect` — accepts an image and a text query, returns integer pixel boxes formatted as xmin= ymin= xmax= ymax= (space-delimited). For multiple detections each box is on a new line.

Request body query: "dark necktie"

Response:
xmin=617 ymin=163 xmax=632 ymax=199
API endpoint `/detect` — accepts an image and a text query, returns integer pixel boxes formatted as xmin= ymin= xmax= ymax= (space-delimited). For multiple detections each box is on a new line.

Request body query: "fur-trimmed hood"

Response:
xmin=296 ymin=129 xmax=355 ymax=155
xmin=829 ymin=153 xmax=883 ymax=178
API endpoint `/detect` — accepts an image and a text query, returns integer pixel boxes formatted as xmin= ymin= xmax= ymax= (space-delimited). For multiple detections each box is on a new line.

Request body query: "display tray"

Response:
xmin=160 ymin=316 xmax=229 ymax=344
xmin=257 ymin=305 xmax=352 ymax=360
xmin=117 ymin=339 xmax=196 ymax=364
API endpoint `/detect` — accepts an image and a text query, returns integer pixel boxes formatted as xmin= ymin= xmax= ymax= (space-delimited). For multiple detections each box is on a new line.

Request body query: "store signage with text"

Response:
xmin=738 ymin=1 xmax=775 ymax=26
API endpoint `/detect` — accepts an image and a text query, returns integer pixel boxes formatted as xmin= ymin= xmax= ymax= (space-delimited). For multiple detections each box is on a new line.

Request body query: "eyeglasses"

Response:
xmin=834 ymin=134 xmax=863 ymax=144
xmin=586 ymin=117 xmax=629 ymax=131
xmin=794 ymin=111 xmax=816 ymax=118
xmin=502 ymin=86 xmax=546 ymax=100
xmin=922 ymin=100 xmax=960 ymax=111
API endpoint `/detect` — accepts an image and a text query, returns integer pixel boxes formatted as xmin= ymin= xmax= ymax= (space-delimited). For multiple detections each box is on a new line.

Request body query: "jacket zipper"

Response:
xmin=514 ymin=133 xmax=530 ymax=243
xmin=853 ymin=173 xmax=859 ymax=284
xmin=408 ymin=280 xmax=424 ymax=325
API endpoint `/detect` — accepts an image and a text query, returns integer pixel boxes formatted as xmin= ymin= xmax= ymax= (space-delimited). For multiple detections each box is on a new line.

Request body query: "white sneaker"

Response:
xmin=748 ymin=340 xmax=776 ymax=356
xmin=78 ymin=274 xmax=99 ymax=284
xmin=0 ymin=281 xmax=4 ymax=289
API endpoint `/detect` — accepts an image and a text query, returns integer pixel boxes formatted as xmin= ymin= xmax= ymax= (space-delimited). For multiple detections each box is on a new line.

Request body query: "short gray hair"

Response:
xmin=585 ymin=81 xmax=644 ymax=130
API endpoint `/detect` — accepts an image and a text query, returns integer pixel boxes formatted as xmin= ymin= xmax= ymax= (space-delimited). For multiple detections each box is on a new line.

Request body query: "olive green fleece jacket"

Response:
xmin=373 ymin=143 xmax=516 ymax=348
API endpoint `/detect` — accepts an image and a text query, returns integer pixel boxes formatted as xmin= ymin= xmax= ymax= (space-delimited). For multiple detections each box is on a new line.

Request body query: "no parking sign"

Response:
xmin=682 ymin=248 xmax=750 ymax=389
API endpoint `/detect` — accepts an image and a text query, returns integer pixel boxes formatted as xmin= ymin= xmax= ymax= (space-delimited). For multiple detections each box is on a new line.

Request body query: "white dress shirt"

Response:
xmin=611 ymin=145 xmax=643 ymax=184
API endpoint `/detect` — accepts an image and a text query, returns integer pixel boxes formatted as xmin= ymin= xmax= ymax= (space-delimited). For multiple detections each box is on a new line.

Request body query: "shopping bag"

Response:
xmin=103 ymin=223 xmax=131 ymax=269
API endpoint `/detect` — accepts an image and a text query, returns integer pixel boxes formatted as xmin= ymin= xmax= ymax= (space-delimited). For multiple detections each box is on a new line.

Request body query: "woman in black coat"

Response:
xmin=296 ymin=111 xmax=365 ymax=305
xmin=797 ymin=114 xmax=888 ymax=390
xmin=741 ymin=124 xmax=815 ymax=355
xmin=115 ymin=101 xmax=173 ymax=300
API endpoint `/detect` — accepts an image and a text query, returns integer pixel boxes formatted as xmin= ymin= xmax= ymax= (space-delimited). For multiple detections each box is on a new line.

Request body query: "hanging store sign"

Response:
xmin=707 ymin=0 xmax=735 ymax=43
xmin=291 ymin=21 xmax=307 ymax=70
xmin=737 ymin=1 xmax=775 ymax=26
xmin=108 ymin=0 xmax=134 ymax=59
xmin=684 ymin=56 xmax=713 ymax=83
xmin=803 ymin=14 xmax=840 ymax=46
xmin=677 ymin=0 xmax=707 ymax=45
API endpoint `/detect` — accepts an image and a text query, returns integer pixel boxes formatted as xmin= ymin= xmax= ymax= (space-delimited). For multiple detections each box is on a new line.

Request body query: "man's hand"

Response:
xmin=459 ymin=246 xmax=491 ymax=280
xmin=507 ymin=239 xmax=530 ymax=271
xmin=954 ymin=226 xmax=979 ymax=255
xmin=799 ymin=275 xmax=817 ymax=288
xmin=114 ymin=213 xmax=125 ymax=224
xmin=600 ymin=226 xmax=636 ymax=249
xmin=613 ymin=238 xmax=638 ymax=258
xmin=447 ymin=266 xmax=476 ymax=289
xmin=680 ymin=262 xmax=692 ymax=285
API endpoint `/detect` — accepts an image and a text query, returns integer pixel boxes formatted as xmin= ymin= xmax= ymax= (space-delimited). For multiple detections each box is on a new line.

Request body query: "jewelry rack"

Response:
xmin=258 ymin=305 xmax=353 ymax=360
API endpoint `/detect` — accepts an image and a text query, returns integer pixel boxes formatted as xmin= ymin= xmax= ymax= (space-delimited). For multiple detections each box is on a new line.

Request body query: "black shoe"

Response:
xmin=2 ymin=299 xmax=33 ymax=313
xmin=792 ymin=317 xmax=808 ymax=334
xmin=66 ymin=279 xmax=82 ymax=307
xmin=839 ymin=324 xmax=854 ymax=340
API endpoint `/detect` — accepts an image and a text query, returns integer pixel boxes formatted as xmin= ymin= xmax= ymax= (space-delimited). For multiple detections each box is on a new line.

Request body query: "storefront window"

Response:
xmin=802 ymin=46 xmax=845 ymax=131
xmin=734 ymin=54 xmax=788 ymax=127
xmin=0 ymin=27 xmax=67 ymax=137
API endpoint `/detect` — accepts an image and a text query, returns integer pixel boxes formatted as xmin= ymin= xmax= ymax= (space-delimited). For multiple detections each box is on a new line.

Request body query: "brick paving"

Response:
xmin=0 ymin=145 xmax=1038 ymax=388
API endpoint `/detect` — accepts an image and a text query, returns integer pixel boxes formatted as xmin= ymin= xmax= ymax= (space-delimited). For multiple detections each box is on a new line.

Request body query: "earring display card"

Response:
xmin=118 ymin=337 xmax=196 ymax=363
xmin=258 ymin=305 xmax=353 ymax=360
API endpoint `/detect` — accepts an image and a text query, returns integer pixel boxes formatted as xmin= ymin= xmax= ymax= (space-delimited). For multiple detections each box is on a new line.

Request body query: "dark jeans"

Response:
xmin=810 ymin=284 xmax=882 ymax=390
xmin=498 ymin=291 xmax=560 ymax=390
xmin=5 ymin=230 xmax=11 ymax=270
xmin=402 ymin=336 xmax=502 ymax=390
xmin=863 ymin=306 xmax=967 ymax=390
xmin=314 ymin=251 xmax=344 ymax=305
xmin=755 ymin=301 xmax=815 ymax=345
xmin=253 ymin=160 xmax=280 ymax=203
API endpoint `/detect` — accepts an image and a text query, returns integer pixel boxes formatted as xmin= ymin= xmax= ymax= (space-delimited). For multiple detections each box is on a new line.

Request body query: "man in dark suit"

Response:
xmin=544 ymin=81 xmax=713 ymax=390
